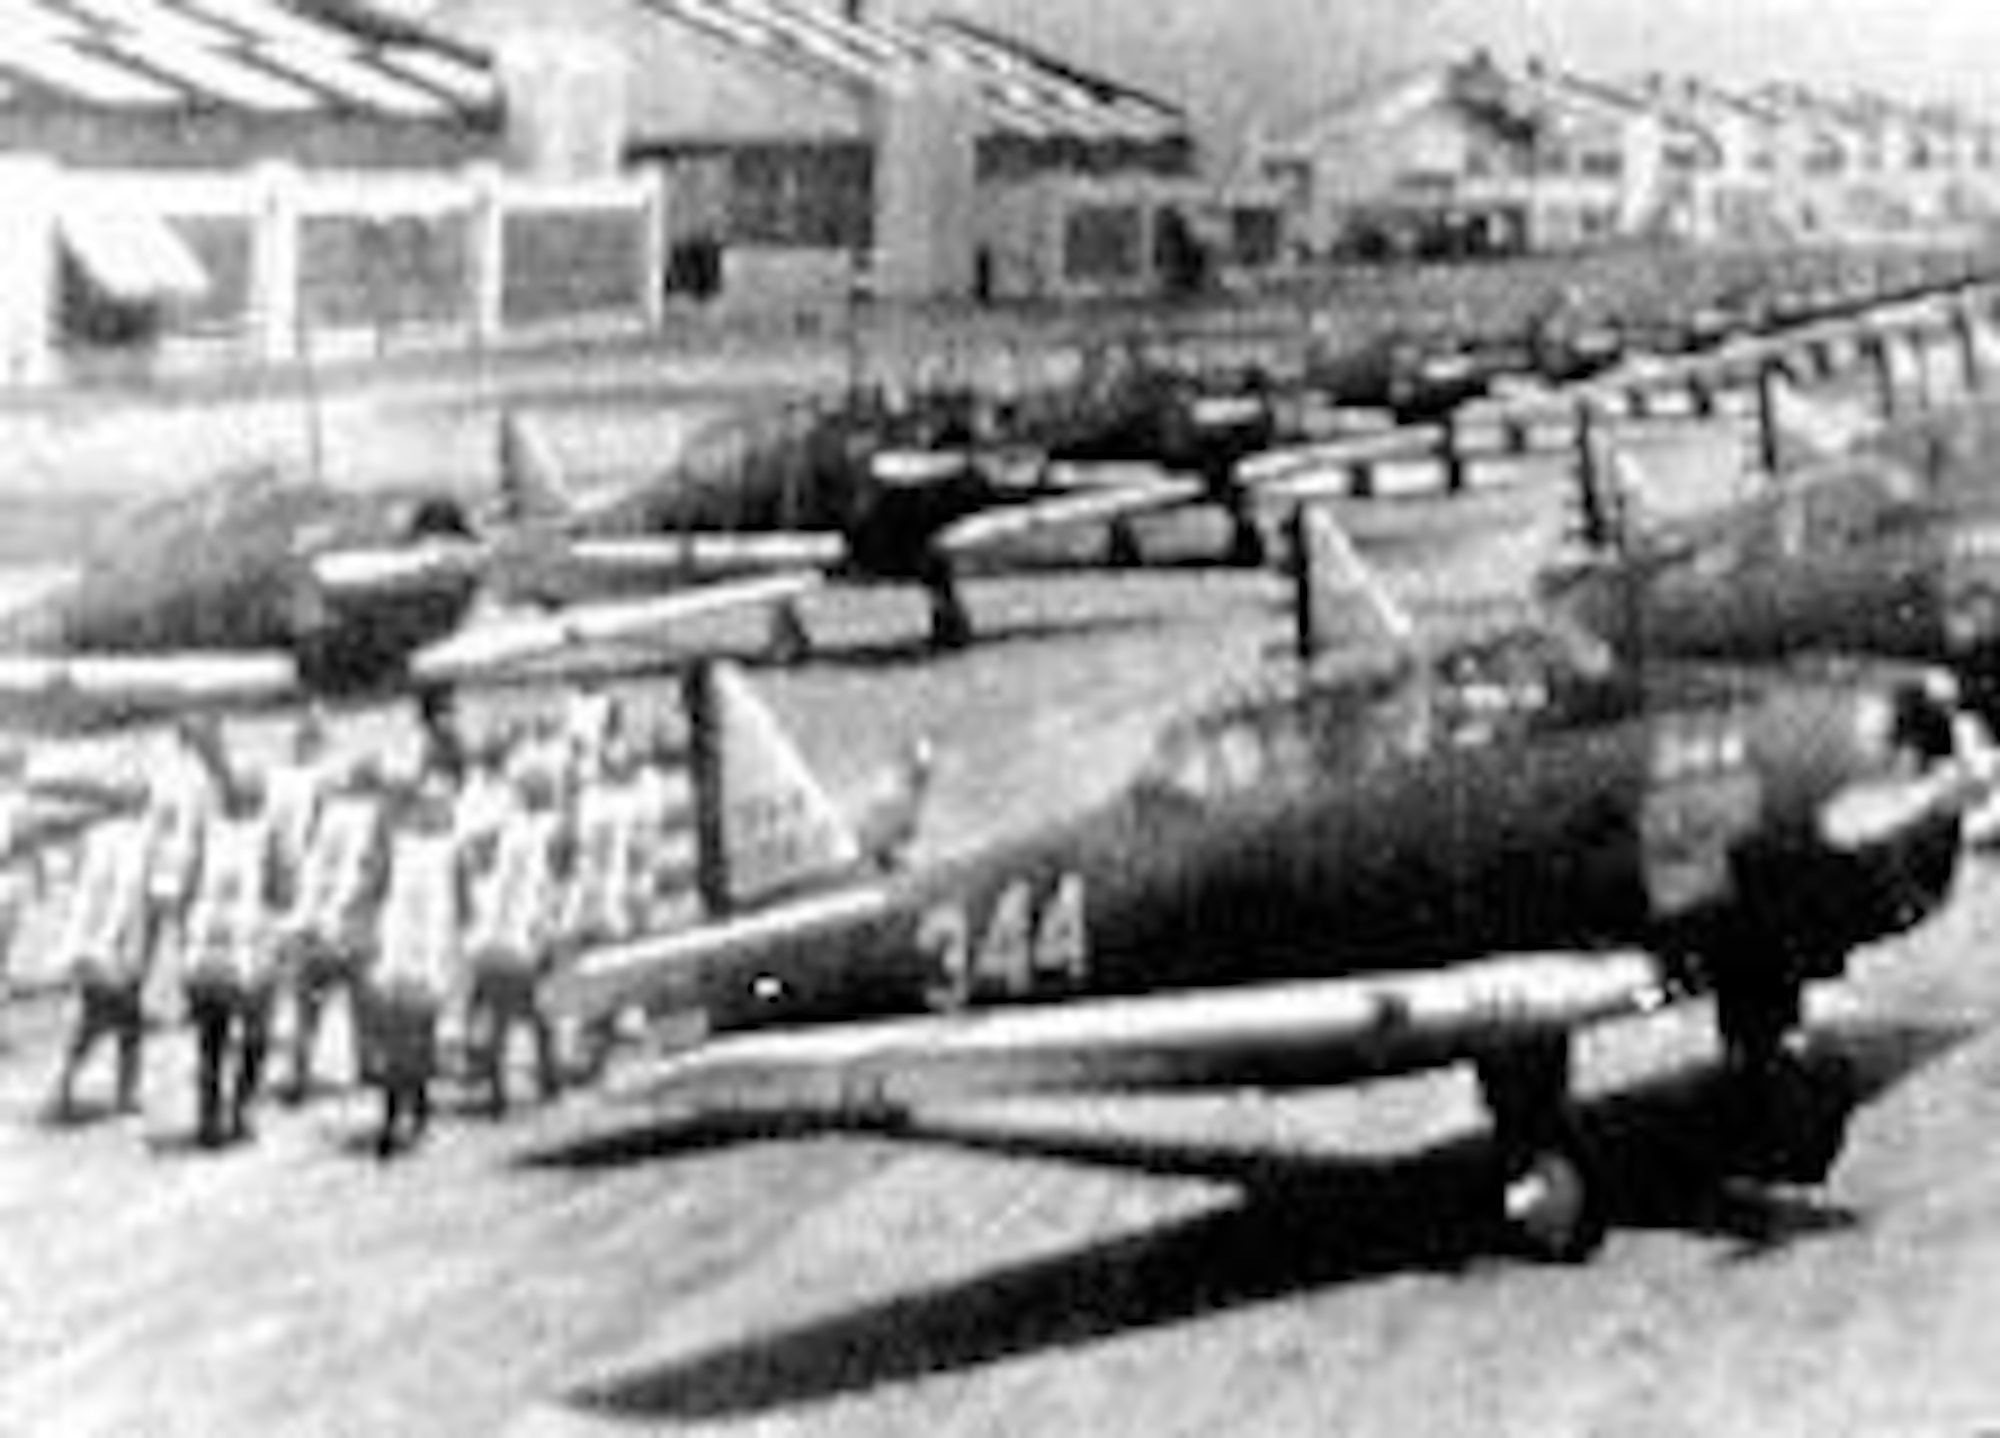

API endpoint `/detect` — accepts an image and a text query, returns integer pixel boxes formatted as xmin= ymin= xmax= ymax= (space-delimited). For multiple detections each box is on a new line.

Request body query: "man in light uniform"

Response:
xmin=143 ymin=718 xmax=229 ymax=989
xmin=369 ymin=777 xmax=462 ymax=1157
xmin=553 ymin=737 xmax=659 ymax=1079
xmin=179 ymin=784 xmax=278 ymax=1147
xmin=262 ymin=709 xmax=334 ymax=912
xmin=48 ymin=815 xmax=154 ymax=1119
xmin=463 ymin=773 xmax=565 ymax=1115
xmin=276 ymin=764 xmax=389 ymax=1102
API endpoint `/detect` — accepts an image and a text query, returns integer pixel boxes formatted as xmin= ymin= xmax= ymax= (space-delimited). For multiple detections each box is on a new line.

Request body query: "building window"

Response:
xmin=1579 ymin=148 xmax=1622 ymax=178
xmin=1062 ymin=204 xmax=1145 ymax=282
xmin=728 ymin=145 xmax=873 ymax=250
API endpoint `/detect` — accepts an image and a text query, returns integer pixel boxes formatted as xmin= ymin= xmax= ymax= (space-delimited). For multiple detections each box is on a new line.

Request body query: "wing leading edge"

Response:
xmin=589 ymin=950 xmax=1675 ymax=1120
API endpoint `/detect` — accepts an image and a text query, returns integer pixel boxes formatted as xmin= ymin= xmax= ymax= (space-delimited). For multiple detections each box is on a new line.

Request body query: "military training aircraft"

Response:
xmin=0 ymin=459 xmax=818 ymax=733
xmin=486 ymin=398 xmax=1213 ymax=653
xmin=548 ymin=504 xmax=1983 ymax=1262
xmin=1542 ymin=347 xmax=2000 ymax=726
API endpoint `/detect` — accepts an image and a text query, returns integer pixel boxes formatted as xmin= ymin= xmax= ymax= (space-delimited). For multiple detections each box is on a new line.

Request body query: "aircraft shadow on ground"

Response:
xmin=561 ymin=1016 xmax=1969 ymax=1423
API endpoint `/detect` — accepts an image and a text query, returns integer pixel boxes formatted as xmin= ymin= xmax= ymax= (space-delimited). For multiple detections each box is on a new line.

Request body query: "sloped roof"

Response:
xmin=634 ymin=0 xmax=1186 ymax=143
xmin=0 ymin=0 xmax=497 ymax=121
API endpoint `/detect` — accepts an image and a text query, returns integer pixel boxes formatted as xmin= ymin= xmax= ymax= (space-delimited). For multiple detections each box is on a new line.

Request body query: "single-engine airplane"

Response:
xmin=548 ymin=506 xmax=1981 ymax=1261
xmin=1542 ymin=358 xmax=2000 ymax=726
xmin=489 ymin=398 xmax=1210 ymax=654
xmin=0 ymin=459 xmax=818 ymax=733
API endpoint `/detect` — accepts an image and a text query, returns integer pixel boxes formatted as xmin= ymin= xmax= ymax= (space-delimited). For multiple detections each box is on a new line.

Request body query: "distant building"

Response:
xmin=0 ymin=0 xmax=500 ymax=170
xmin=440 ymin=0 xmax=1205 ymax=304
xmin=1254 ymin=49 xmax=2000 ymax=258
xmin=0 ymin=2 xmax=671 ymax=386
xmin=1251 ymin=51 xmax=1712 ymax=259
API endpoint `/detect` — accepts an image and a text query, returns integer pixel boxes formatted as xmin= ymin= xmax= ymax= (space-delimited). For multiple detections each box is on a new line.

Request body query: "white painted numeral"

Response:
xmin=1033 ymin=872 xmax=1088 ymax=985
xmin=918 ymin=872 xmax=1090 ymax=1009
xmin=976 ymin=881 xmax=1035 ymax=996
xmin=918 ymin=902 xmax=971 ymax=1012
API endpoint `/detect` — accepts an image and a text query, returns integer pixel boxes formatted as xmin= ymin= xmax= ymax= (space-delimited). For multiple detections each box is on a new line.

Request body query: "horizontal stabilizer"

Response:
xmin=0 ymin=652 xmax=300 ymax=730
xmin=309 ymin=539 xmax=489 ymax=598
xmin=545 ymin=885 xmax=893 ymax=1022
xmin=604 ymin=952 xmax=1672 ymax=1117
xmin=410 ymin=573 xmax=821 ymax=685
xmin=935 ymin=477 xmax=1205 ymax=557
xmin=562 ymin=532 xmax=849 ymax=577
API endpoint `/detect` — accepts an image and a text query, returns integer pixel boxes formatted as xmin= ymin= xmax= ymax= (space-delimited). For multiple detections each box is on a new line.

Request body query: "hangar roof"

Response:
xmin=635 ymin=0 xmax=1186 ymax=143
xmin=0 ymin=0 xmax=497 ymax=121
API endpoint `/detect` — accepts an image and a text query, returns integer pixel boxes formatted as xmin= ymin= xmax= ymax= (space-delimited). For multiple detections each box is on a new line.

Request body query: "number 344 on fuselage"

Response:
xmin=552 ymin=509 xmax=1984 ymax=1261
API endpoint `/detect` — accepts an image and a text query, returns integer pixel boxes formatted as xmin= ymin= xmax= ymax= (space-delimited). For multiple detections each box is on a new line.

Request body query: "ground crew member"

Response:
xmin=180 ymin=784 xmax=279 ymax=1147
xmin=48 ymin=815 xmax=154 ymax=1120
xmin=369 ymin=777 xmax=463 ymax=1158
xmin=553 ymin=738 xmax=656 ymax=1079
xmin=277 ymin=765 xmax=389 ymax=1103
xmin=563 ymin=682 xmax=619 ymax=784
xmin=262 ymin=708 xmax=334 ymax=911
xmin=463 ymin=775 xmax=565 ymax=1115
xmin=143 ymin=717 xmax=229 ymax=986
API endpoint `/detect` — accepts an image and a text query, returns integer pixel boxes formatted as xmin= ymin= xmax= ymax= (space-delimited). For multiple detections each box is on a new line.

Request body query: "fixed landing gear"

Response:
xmin=1476 ymin=1038 xmax=1605 ymax=1263
xmin=1224 ymin=504 xmax=1267 ymax=569
xmin=1105 ymin=518 xmax=1144 ymax=570
xmin=925 ymin=568 xmax=974 ymax=651
xmin=765 ymin=598 xmax=813 ymax=666
xmin=1716 ymin=972 xmax=1853 ymax=1187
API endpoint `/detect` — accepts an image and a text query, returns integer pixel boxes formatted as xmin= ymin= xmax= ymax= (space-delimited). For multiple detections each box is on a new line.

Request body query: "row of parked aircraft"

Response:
xmin=3 ymin=265 xmax=1998 ymax=1261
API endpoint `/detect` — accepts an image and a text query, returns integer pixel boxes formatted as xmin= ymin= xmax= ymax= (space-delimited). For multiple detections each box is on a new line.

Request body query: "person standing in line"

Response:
xmin=368 ymin=772 xmax=463 ymax=1158
xmin=142 ymin=718 xmax=231 ymax=1005
xmin=276 ymin=761 xmax=390 ymax=1103
xmin=463 ymin=771 xmax=566 ymax=1116
xmin=262 ymin=708 xmax=334 ymax=914
xmin=550 ymin=733 xmax=653 ymax=1082
xmin=179 ymin=780 xmax=279 ymax=1148
xmin=47 ymin=814 xmax=154 ymax=1121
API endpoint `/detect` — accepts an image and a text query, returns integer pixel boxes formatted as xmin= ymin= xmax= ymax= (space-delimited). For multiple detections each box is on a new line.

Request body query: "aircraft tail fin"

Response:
xmin=1287 ymin=503 xmax=1418 ymax=664
xmin=494 ymin=411 xmax=574 ymax=526
xmin=686 ymin=659 xmax=866 ymax=916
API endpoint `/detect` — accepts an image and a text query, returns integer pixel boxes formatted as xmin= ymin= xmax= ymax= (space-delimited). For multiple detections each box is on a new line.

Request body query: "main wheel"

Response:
xmin=1723 ymin=1042 xmax=1854 ymax=1186
xmin=1477 ymin=1041 xmax=1604 ymax=1263
xmin=766 ymin=599 xmax=813 ymax=667
xmin=1503 ymin=1147 xmax=1604 ymax=1263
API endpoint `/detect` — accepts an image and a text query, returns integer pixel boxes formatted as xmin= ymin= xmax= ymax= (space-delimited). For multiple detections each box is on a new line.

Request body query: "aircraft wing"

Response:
xmin=590 ymin=951 xmax=1675 ymax=1119
xmin=409 ymin=572 xmax=823 ymax=686
xmin=545 ymin=532 xmax=850 ymax=580
xmin=933 ymin=477 xmax=1208 ymax=558
xmin=0 ymin=575 xmax=820 ymax=730
xmin=0 ymin=652 xmax=304 ymax=732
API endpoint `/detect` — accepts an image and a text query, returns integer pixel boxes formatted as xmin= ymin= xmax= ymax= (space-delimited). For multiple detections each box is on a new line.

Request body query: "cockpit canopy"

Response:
xmin=1140 ymin=623 xmax=1598 ymax=805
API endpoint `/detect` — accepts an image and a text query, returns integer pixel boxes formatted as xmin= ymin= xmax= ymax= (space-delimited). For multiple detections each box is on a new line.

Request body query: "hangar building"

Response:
xmin=450 ymin=0 xmax=1215 ymax=304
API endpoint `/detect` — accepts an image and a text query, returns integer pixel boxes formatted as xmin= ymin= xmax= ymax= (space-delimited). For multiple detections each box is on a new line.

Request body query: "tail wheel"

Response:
xmin=1716 ymin=968 xmax=1852 ymax=1186
xmin=1225 ymin=505 xmax=1267 ymax=568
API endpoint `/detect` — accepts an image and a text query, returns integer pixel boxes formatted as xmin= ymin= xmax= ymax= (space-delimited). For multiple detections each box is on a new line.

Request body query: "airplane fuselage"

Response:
xmin=1549 ymin=469 xmax=2000 ymax=719
xmin=696 ymin=656 xmax=1961 ymax=1047
xmin=0 ymin=470 xmax=480 ymax=702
